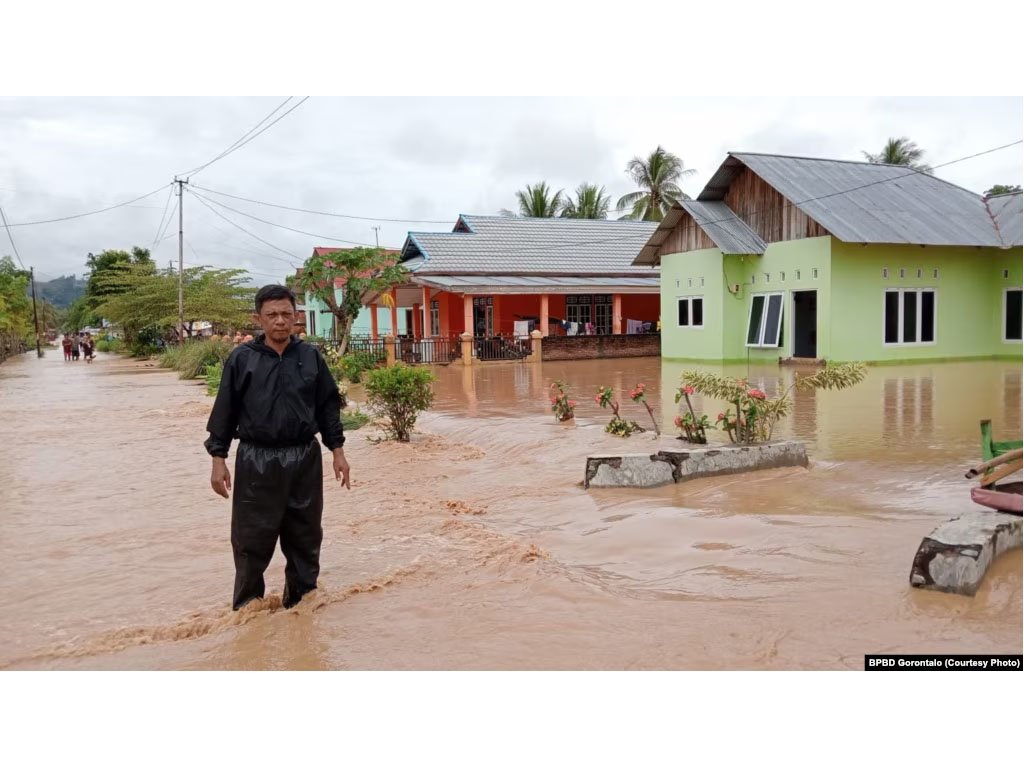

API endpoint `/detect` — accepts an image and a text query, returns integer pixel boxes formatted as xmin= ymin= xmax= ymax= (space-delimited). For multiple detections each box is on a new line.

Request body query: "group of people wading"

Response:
xmin=61 ymin=332 xmax=95 ymax=363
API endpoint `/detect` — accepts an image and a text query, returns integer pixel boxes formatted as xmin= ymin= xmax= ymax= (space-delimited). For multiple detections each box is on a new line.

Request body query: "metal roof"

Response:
xmin=699 ymin=152 xmax=1014 ymax=247
xmin=411 ymin=274 xmax=659 ymax=294
xmin=402 ymin=214 xmax=659 ymax=274
xmin=633 ymin=201 xmax=766 ymax=265
xmin=985 ymin=192 xmax=1023 ymax=246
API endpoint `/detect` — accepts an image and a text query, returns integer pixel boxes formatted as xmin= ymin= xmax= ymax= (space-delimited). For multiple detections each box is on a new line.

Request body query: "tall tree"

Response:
xmin=862 ymin=137 xmax=931 ymax=172
xmin=293 ymin=247 xmax=408 ymax=356
xmin=616 ymin=146 xmax=695 ymax=221
xmin=560 ymin=183 xmax=611 ymax=219
xmin=984 ymin=184 xmax=1022 ymax=196
xmin=501 ymin=182 xmax=564 ymax=217
xmin=85 ymin=246 xmax=154 ymax=309
xmin=0 ymin=256 xmax=32 ymax=358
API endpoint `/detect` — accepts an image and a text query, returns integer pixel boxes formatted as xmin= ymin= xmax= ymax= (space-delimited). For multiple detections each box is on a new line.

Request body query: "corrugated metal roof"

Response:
xmin=985 ymin=192 xmax=1023 ymax=246
xmin=412 ymin=274 xmax=659 ymax=294
xmin=699 ymin=152 xmax=1012 ymax=247
xmin=633 ymin=201 xmax=766 ymax=265
xmin=402 ymin=214 xmax=659 ymax=274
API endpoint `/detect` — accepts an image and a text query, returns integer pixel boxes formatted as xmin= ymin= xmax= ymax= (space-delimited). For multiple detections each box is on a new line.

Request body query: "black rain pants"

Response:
xmin=231 ymin=439 xmax=323 ymax=610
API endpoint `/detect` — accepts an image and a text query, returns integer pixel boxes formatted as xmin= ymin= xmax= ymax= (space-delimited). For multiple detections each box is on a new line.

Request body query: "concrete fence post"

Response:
xmin=384 ymin=334 xmax=396 ymax=366
xmin=459 ymin=331 xmax=474 ymax=366
xmin=529 ymin=329 xmax=543 ymax=363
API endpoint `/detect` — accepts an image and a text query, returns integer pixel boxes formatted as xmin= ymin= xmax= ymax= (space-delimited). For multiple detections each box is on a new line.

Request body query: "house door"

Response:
xmin=472 ymin=296 xmax=493 ymax=337
xmin=792 ymin=290 xmax=817 ymax=358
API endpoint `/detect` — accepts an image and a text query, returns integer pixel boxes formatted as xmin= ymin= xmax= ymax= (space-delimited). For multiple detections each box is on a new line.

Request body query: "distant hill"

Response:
xmin=37 ymin=274 xmax=87 ymax=309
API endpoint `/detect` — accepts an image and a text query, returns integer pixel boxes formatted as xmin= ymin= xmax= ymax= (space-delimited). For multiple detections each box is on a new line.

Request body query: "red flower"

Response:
xmin=568 ymin=401 xmax=576 ymax=407
xmin=594 ymin=394 xmax=602 ymax=403
xmin=717 ymin=413 xmax=724 ymax=420
xmin=747 ymin=388 xmax=766 ymax=400
xmin=551 ymin=397 xmax=557 ymax=404
xmin=683 ymin=385 xmax=694 ymax=396
xmin=674 ymin=416 xmax=683 ymax=427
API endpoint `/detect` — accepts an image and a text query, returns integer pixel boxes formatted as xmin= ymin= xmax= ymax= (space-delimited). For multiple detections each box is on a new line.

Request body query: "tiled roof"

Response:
xmin=402 ymin=214 xmax=659 ymax=274
xmin=700 ymin=152 xmax=1015 ymax=247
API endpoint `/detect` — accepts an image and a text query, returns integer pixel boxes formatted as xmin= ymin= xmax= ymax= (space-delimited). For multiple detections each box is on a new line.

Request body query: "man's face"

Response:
xmin=254 ymin=298 xmax=295 ymax=343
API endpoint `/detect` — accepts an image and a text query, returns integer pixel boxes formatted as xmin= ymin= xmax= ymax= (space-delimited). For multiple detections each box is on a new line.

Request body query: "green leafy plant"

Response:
xmin=341 ymin=406 xmax=371 ymax=431
xmin=595 ymin=386 xmax=643 ymax=437
xmin=681 ymin=363 xmax=867 ymax=444
xmin=550 ymin=380 xmax=576 ymax=422
xmin=166 ymin=338 xmax=233 ymax=380
xmin=364 ymin=363 xmax=436 ymax=442
xmin=205 ymin=361 xmax=224 ymax=397
xmin=332 ymin=350 xmax=381 ymax=384
xmin=95 ymin=337 xmax=125 ymax=354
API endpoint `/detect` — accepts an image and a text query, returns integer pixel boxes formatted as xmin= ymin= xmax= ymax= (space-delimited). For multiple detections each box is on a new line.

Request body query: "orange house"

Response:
xmin=364 ymin=214 xmax=661 ymax=341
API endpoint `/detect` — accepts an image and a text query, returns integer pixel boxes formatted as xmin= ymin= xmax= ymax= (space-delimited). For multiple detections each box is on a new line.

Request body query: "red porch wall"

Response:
xmin=620 ymin=294 xmax=660 ymax=326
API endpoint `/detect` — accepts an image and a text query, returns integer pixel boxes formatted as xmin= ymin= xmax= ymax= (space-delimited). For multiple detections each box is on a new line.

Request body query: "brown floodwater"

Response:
xmin=0 ymin=351 xmax=1020 ymax=670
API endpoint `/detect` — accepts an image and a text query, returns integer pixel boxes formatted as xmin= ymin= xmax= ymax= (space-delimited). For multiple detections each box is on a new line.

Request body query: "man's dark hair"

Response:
xmin=254 ymin=284 xmax=297 ymax=313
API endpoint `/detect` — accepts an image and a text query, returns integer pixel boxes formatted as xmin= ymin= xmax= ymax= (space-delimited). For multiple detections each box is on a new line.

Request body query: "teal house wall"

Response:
xmin=303 ymin=288 xmax=408 ymax=339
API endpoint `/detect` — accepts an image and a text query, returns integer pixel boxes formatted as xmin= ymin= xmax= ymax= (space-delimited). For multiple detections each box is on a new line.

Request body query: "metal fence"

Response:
xmin=395 ymin=336 xmax=461 ymax=365
xmin=473 ymin=334 xmax=531 ymax=361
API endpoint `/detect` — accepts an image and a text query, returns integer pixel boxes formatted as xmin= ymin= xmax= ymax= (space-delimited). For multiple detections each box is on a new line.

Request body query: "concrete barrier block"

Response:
xmin=910 ymin=511 xmax=1022 ymax=596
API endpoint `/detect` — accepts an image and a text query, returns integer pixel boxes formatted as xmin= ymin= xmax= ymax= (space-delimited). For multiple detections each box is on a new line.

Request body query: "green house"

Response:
xmin=634 ymin=152 xmax=1023 ymax=364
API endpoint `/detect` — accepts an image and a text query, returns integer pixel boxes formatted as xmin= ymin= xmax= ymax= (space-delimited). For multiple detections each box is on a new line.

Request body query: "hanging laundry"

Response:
xmin=626 ymin=319 xmax=643 ymax=334
xmin=513 ymin=320 xmax=531 ymax=338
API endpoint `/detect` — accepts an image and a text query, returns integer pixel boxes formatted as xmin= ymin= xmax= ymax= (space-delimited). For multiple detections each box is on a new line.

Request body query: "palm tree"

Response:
xmin=560 ymin=183 xmax=611 ymax=219
xmin=616 ymin=146 xmax=696 ymax=221
xmin=500 ymin=182 xmax=564 ymax=217
xmin=862 ymin=137 xmax=931 ymax=172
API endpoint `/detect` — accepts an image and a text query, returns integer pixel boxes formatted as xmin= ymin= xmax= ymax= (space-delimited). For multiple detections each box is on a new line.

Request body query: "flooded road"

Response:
xmin=0 ymin=351 xmax=1020 ymax=669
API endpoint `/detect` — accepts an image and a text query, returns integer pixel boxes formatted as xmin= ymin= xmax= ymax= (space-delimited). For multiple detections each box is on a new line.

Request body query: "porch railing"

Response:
xmin=473 ymin=334 xmax=531 ymax=361
xmin=395 ymin=336 xmax=462 ymax=365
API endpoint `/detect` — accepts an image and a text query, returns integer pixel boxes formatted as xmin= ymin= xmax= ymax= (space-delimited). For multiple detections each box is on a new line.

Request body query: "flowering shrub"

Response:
xmin=681 ymin=363 xmax=866 ymax=444
xmin=628 ymin=382 xmax=660 ymax=436
xmin=550 ymin=380 xmax=576 ymax=422
xmin=595 ymin=386 xmax=643 ymax=437
xmin=673 ymin=383 xmax=708 ymax=444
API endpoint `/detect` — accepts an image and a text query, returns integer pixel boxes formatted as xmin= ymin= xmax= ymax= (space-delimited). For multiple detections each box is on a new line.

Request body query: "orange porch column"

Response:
xmin=421 ymin=285 xmax=432 ymax=336
xmin=412 ymin=303 xmax=421 ymax=339
xmin=612 ymin=293 xmax=623 ymax=335
xmin=370 ymin=303 xmax=379 ymax=340
xmin=463 ymin=294 xmax=473 ymax=336
xmin=540 ymin=294 xmax=550 ymax=336
xmin=390 ymin=288 xmax=399 ymax=337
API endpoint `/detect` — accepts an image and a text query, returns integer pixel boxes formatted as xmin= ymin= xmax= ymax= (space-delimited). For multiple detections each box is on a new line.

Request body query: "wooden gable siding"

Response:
xmin=724 ymin=166 xmax=829 ymax=243
xmin=655 ymin=212 xmax=716 ymax=258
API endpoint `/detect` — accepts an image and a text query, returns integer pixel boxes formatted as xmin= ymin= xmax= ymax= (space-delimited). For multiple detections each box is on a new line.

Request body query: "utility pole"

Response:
xmin=372 ymin=225 xmax=381 ymax=249
xmin=176 ymin=178 xmax=187 ymax=343
xmin=29 ymin=266 xmax=41 ymax=358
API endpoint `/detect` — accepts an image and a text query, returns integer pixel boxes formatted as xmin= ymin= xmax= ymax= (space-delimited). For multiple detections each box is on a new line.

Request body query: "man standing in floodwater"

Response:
xmin=205 ymin=284 xmax=351 ymax=611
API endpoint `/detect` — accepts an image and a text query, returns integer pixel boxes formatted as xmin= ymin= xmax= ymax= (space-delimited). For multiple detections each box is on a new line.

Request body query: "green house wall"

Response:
xmin=659 ymin=236 xmax=1022 ymax=364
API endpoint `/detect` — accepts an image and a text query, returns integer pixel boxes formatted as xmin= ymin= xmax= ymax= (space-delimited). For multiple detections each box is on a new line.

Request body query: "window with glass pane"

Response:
xmin=678 ymin=298 xmax=690 ymax=326
xmin=1007 ymin=289 xmax=1023 ymax=341
xmin=884 ymin=291 xmax=899 ymax=343
xmin=691 ymin=298 xmax=703 ymax=327
xmin=747 ymin=295 xmax=765 ymax=345
xmin=920 ymin=291 xmax=935 ymax=342
xmin=595 ymin=303 xmax=612 ymax=334
xmin=430 ymin=300 xmax=440 ymax=336
xmin=763 ymin=294 xmax=783 ymax=346
xmin=902 ymin=291 xmax=917 ymax=343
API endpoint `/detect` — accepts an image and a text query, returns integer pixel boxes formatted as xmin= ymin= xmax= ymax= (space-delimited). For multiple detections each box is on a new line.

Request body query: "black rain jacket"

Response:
xmin=204 ymin=334 xmax=345 ymax=457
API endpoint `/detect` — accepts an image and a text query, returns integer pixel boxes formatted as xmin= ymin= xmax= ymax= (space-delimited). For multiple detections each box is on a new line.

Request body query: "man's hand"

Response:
xmin=333 ymin=448 xmax=351 ymax=489
xmin=211 ymin=457 xmax=232 ymax=498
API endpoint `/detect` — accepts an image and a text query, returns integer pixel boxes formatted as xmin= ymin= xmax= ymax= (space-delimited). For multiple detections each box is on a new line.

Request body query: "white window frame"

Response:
xmin=676 ymin=295 xmax=705 ymax=329
xmin=746 ymin=291 xmax=785 ymax=348
xmin=882 ymin=287 xmax=938 ymax=347
xmin=1003 ymin=287 xmax=1023 ymax=343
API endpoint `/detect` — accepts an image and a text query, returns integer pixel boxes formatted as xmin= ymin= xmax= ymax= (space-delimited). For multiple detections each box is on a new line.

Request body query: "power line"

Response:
xmin=150 ymin=185 xmax=175 ymax=248
xmin=152 ymin=199 xmax=179 ymax=250
xmin=0 ymin=206 xmax=26 ymax=269
xmin=4 ymin=184 xmax=171 ymax=228
xmin=180 ymin=97 xmax=310 ymax=178
xmin=190 ymin=188 xmax=395 ymax=248
xmin=190 ymin=184 xmax=455 ymax=224
xmin=187 ymin=190 xmax=301 ymax=265
xmin=188 ymin=201 xmax=297 ymax=264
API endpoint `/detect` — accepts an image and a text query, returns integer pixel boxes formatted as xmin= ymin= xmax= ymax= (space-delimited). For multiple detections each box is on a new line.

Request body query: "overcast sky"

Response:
xmin=1 ymin=96 xmax=1021 ymax=284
